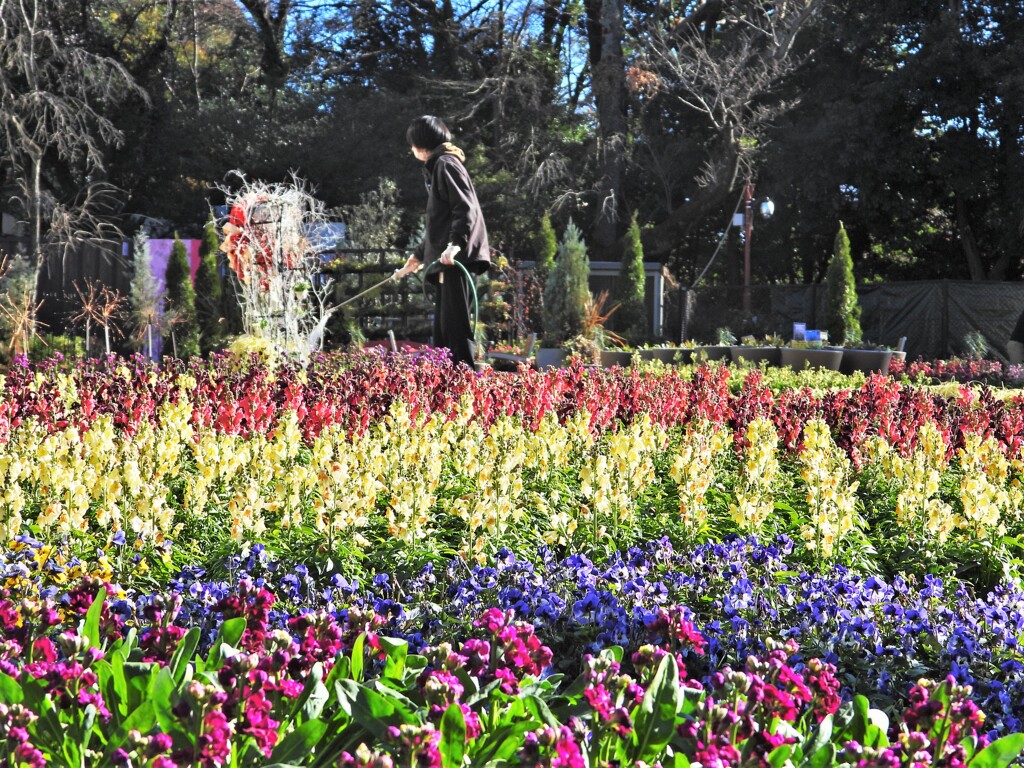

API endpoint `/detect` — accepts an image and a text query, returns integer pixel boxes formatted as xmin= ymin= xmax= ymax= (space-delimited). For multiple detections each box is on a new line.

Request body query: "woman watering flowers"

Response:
xmin=394 ymin=115 xmax=491 ymax=368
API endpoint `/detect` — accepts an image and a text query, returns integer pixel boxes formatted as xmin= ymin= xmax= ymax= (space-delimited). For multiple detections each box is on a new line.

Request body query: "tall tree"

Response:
xmin=585 ymin=0 xmax=628 ymax=257
xmin=634 ymin=0 xmax=824 ymax=263
xmin=165 ymin=233 xmax=199 ymax=357
xmin=0 ymin=0 xmax=144 ymax=319
xmin=234 ymin=0 xmax=293 ymax=89
xmin=615 ymin=210 xmax=646 ymax=344
xmin=195 ymin=213 xmax=223 ymax=355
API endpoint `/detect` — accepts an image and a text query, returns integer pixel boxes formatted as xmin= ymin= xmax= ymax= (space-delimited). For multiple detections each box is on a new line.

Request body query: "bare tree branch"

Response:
xmin=640 ymin=0 xmax=824 ymax=255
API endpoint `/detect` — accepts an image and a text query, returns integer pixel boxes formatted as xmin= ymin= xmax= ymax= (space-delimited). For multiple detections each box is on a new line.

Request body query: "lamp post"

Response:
xmin=743 ymin=181 xmax=754 ymax=315
xmin=738 ymin=180 xmax=775 ymax=316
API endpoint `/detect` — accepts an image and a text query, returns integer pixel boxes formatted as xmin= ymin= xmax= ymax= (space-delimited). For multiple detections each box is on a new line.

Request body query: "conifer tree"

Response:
xmin=534 ymin=213 xmax=557 ymax=282
xmin=823 ymin=222 xmax=862 ymax=345
xmin=615 ymin=211 xmax=646 ymax=345
xmin=195 ymin=214 xmax=223 ymax=355
xmin=542 ymin=220 xmax=590 ymax=345
xmin=165 ymin=233 xmax=200 ymax=358
xmin=129 ymin=230 xmax=163 ymax=359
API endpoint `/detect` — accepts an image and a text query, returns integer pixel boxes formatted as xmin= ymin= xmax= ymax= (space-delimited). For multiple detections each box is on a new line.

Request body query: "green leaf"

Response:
xmin=471 ymin=721 xmax=537 ymax=764
xmin=83 ymin=586 xmax=108 ymax=649
xmin=116 ymin=628 xmax=137 ymax=660
xmin=335 ymin=679 xmax=416 ymax=740
xmin=440 ymin=703 xmax=467 ymax=768
xmin=406 ymin=654 xmax=428 ymax=674
xmin=121 ymin=662 xmax=157 ymax=715
xmin=110 ymin=653 xmax=129 ymax=716
xmin=169 ymin=627 xmax=201 ymax=686
xmin=270 ymin=719 xmax=329 ymax=764
xmin=300 ymin=671 xmax=330 ymax=722
xmin=768 ymin=744 xmax=794 ymax=768
xmin=523 ymin=694 xmax=561 ymax=729
xmin=803 ymin=714 xmax=833 ymax=757
xmin=864 ymin=724 xmax=887 ymax=749
xmin=324 ymin=651 xmax=347 ymax=689
xmin=631 ymin=653 xmax=683 ymax=764
xmin=600 ymin=645 xmax=624 ymax=663
xmin=350 ymin=633 xmax=366 ymax=682
xmin=63 ymin=734 xmax=82 ymax=768
xmin=849 ymin=695 xmax=870 ymax=743
xmin=205 ymin=617 xmax=246 ymax=669
xmin=0 ymin=671 xmax=24 ymax=703
xmin=109 ymin=701 xmax=157 ymax=750
xmin=379 ymin=637 xmax=408 ymax=681
xmin=809 ymin=743 xmax=836 ymax=768
xmin=149 ymin=667 xmax=177 ymax=733
xmin=968 ymin=733 xmax=1024 ymax=768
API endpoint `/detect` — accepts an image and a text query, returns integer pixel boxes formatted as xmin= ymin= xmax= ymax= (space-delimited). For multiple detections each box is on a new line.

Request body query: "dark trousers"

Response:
xmin=433 ymin=269 xmax=477 ymax=368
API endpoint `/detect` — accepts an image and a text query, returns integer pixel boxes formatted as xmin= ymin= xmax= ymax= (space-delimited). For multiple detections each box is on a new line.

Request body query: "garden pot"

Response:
xmin=638 ymin=347 xmax=692 ymax=365
xmin=535 ymin=347 xmax=567 ymax=370
xmin=693 ymin=345 xmax=731 ymax=363
xmin=729 ymin=346 xmax=782 ymax=367
xmin=839 ymin=348 xmax=893 ymax=376
xmin=780 ymin=347 xmax=843 ymax=371
xmin=599 ymin=350 xmax=632 ymax=368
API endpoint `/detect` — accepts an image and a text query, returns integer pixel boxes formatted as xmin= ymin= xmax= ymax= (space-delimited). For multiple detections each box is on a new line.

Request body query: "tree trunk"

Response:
xmin=588 ymin=0 xmax=627 ymax=259
xmin=30 ymin=153 xmax=44 ymax=330
xmin=954 ymin=193 xmax=986 ymax=281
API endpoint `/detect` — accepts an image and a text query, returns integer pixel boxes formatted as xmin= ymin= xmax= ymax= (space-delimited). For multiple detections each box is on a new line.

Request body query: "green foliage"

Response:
xmin=195 ymin=214 xmax=224 ymax=356
xmin=542 ymin=220 xmax=590 ymax=346
xmin=342 ymin=178 xmax=402 ymax=249
xmin=129 ymin=230 xmax=163 ymax=358
xmin=534 ymin=212 xmax=557 ymax=282
xmin=164 ymin=233 xmax=200 ymax=358
xmin=823 ymin=223 xmax=862 ymax=345
xmin=615 ymin=212 xmax=646 ymax=346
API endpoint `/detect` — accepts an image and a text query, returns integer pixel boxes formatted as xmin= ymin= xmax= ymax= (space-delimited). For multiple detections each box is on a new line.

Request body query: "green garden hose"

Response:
xmin=422 ymin=259 xmax=479 ymax=337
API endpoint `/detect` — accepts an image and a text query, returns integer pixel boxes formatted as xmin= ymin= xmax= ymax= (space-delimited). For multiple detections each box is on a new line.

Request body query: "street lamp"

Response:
xmin=735 ymin=181 xmax=774 ymax=315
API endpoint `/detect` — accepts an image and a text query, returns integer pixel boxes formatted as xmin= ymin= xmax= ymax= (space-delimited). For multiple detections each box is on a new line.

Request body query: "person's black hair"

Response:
xmin=406 ymin=115 xmax=452 ymax=150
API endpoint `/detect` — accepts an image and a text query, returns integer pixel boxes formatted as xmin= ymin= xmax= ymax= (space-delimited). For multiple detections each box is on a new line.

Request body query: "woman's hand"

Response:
xmin=439 ymin=243 xmax=460 ymax=266
xmin=394 ymin=256 xmax=422 ymax=278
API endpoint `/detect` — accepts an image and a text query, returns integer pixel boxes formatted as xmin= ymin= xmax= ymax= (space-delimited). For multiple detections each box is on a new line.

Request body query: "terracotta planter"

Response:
xmin=599 ymin=349 xmax=632 ymax=368
xmin=780 ymin=347 xmax=843 ymax=371
xmin=535 ymin=347 xmax=567 ymax=370
xmin=637 ymin=347 xmax=692 ymax=365
xmin=839 ymin=348 xmax=893 ymax=376
xmin=693 ymin=345 xmax=731 ymax=363
xmin=729 ymin=346 xmax=782 ymax=367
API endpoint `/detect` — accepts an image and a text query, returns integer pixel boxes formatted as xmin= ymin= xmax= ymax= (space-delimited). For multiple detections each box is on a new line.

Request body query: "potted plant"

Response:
xmin=838 ymin=340 xmax=894 ymax=375
xmin=636 ymin=344 xmax=692 ymax=365
xmin=694 ymin=327 xmax=735 ymax=363
xmin=781 ymin=337 xmax=844 ymax=370
xmin=730 ymin=334 xmax=784 ymax=367
xmin=539 ymin=219 xmax=590 ymax=369
xmin=574 ymin=291 xmax=631 ymax=368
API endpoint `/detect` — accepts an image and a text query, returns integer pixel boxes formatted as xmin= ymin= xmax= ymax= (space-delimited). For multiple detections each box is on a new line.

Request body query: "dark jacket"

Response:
xmin=415 ymin=144 xmax=490 ymax=284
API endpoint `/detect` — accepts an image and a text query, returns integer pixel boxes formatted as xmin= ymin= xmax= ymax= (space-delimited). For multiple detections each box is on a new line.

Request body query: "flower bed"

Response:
xmin=0 ymin=566 xmax=1021 ymax=768
xmin=9 ymin=534 xmax=1024 ymax=736
xmin=2 ymin=354 xmax=1024 ymax=584
xmin=3 ymin=352 xmax=1024 ymax=767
